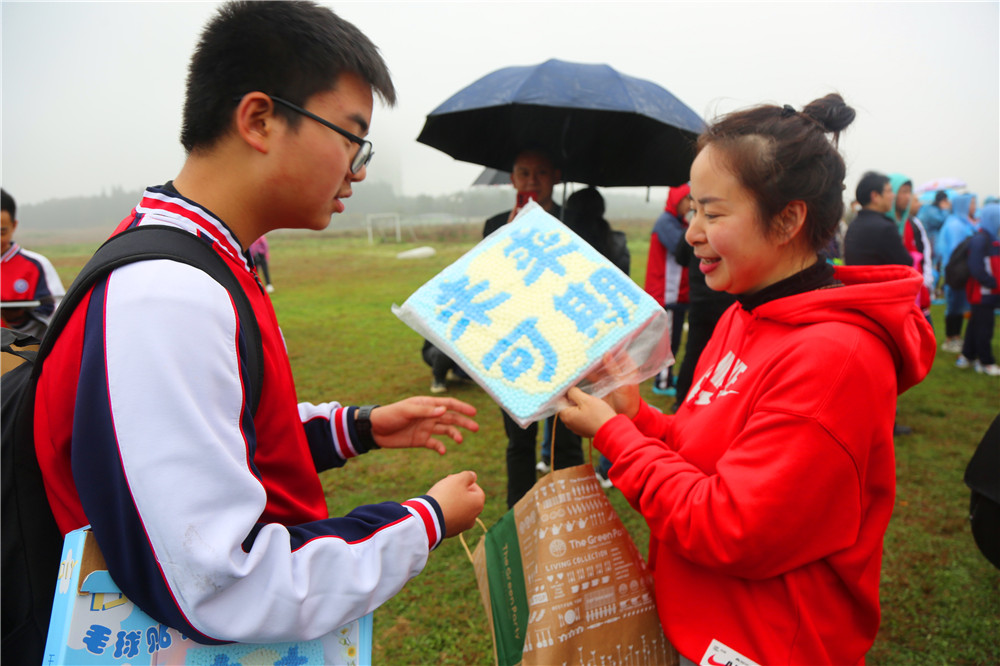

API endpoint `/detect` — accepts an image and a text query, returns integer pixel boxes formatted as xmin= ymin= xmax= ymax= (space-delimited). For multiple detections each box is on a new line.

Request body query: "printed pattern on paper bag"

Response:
xmin=513 ymin=466 xmax=676 ymax=665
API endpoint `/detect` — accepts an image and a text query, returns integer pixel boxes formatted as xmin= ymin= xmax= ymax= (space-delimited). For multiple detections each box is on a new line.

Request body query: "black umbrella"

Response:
xmin=417 ymin=58 xmax=705 ymax=187
xmin=471 ymin=167 xmax=511 ymax=187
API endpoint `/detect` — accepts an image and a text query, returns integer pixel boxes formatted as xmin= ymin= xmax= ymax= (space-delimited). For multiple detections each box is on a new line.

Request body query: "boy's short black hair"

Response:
xmin=180 ymin=0 xmax=396 ymax=152
xmin=1 ymin=188 xmax=15 ymax=218
xmin=934 ymin=190 xmax=949 ymax=205
xmin=855 ymin=171 xmax=889 ymax=207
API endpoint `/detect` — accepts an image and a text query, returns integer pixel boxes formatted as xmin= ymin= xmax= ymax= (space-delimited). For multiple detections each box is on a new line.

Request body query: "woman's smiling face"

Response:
xmin=685 ymin=144 xmax=798 ymax=295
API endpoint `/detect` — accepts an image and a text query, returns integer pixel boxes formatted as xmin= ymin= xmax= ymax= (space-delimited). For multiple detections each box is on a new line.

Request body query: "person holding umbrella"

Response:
xmin=558 ymin=94 xmax=936 ymax=665
xmin=482 ymin=149 xmax=584 ymax=507
xmin=419 ymin=59 xmax=704 ymax=507
xmin=483 ymin=149 xmax=563 ymax=234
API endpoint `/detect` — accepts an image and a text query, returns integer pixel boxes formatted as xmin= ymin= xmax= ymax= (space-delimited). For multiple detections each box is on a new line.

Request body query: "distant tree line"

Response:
xmin=17 ymin=180 xmax=666 ymax=240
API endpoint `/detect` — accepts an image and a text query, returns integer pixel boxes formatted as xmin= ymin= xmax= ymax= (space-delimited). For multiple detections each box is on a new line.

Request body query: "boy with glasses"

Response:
xmin=32 ymin=0 xmax=484 ymax=648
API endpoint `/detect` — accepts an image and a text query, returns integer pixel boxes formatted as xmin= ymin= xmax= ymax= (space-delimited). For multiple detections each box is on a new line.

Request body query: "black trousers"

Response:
xmin=962 ymin=302 xmax=998 ymax=366
xmin=503 ymin=410 xmax=582 ymax=508
xmin=252 ymin=253 xmax=272 ymax=285
xmin=674 ymin=303 xmax=731 ymax=405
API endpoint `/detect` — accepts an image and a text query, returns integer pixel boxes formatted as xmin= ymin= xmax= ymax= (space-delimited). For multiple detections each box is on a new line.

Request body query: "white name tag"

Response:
xmin=699 ymin=639 xmax=761 ymax=666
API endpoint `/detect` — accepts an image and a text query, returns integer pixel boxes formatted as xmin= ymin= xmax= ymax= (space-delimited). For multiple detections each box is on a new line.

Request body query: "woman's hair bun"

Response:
xmin=801 ymin=93 xmax=856 ymax=134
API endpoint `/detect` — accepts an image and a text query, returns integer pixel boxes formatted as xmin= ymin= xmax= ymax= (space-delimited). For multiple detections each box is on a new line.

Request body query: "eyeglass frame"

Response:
xmin=234 ymin=93 xmax=373 ymax=174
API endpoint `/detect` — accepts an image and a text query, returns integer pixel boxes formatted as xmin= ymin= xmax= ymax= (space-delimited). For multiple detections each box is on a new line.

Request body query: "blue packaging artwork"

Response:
xmin=394 ymin=203 xmax=672 ymax=427
xmin=44 ymin=528 xmax=372 ymax=665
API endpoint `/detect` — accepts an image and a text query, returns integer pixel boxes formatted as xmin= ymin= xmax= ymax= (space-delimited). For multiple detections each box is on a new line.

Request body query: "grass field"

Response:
xmin=42 ymin=224 xmax=999 ymax=665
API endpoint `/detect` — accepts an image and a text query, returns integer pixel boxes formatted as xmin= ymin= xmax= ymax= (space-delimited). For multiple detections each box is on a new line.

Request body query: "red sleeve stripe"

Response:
xmin=331 ymin=407 xmax=358 ymax=460
xmin=402 ymin=498 xmax=444 ymax=551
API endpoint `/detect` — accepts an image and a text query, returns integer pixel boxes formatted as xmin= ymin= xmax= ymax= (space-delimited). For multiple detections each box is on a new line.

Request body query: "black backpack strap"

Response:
xmin=1 ymin=329 xmax=39 ymax=365
xmin=1 ymin=225 xmax=265 ymax=662
xmin=35 ymin=224 xmax=264 ymax=414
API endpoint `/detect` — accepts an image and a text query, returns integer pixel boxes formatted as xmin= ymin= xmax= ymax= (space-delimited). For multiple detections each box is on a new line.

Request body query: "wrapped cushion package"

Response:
xmin=393 ymin=203 xmax=672 ymax=427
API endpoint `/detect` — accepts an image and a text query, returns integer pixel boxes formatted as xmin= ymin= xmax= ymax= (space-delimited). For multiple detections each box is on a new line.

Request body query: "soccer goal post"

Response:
xmin=366 ymin=213 xmax=402 ymax=244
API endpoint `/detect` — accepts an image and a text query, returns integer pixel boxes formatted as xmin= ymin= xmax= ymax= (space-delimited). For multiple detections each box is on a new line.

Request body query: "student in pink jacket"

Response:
xmin=560 ymin=95 xmax=936 ymax=665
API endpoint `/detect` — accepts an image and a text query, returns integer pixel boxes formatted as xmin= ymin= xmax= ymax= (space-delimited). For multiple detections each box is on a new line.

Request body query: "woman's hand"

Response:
xmin=603 ymin=382 xmax=641 ymax=420
xmin=370 ymin=397 xmax=478 ymax=455
xmin=558 ymin=387 xmax=618 ymax=439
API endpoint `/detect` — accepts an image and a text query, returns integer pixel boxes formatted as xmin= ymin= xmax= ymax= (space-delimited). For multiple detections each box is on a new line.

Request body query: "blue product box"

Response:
xmin=43 ymin=528 xmax=372 ymax=665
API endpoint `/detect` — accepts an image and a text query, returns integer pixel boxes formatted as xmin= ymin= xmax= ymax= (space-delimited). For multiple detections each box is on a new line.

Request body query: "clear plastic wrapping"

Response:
xmin=393 ymin=203 xmax=672 ymax=427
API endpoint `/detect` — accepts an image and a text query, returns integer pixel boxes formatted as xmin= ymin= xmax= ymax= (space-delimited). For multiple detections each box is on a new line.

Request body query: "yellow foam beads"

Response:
xmin=395 ymin=205 xmax=662 ymax=424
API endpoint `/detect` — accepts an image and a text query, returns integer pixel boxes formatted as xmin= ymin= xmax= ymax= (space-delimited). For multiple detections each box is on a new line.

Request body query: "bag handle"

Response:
xmin=457 ymin=517 xmax=488 ymax=565
xmin=545 ymin=413 xmax=592 ymax=471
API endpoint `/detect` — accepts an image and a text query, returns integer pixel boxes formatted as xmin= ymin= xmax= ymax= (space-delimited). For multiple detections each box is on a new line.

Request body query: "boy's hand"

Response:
xmin=370 ymin=397 xmax=478 ymax=454
xmin=0 ymin=307 xmax=28 ymax=326
xmin=426 ymin=471 xmax=485 ymax=537
xmin=558 ymin=387 xmax=618 ymax=439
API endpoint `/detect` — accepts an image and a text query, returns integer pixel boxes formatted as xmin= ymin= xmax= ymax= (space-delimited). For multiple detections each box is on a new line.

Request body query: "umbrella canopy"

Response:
xmin=916 ymin=177 xmax=966 ymax=194
xmin=471 ymin=167 xmax=511 ymax=186
xmin=918 ymin=188 xmax=960 ymax=205
xmin=417 ymin=59 xmax=705 ymax=187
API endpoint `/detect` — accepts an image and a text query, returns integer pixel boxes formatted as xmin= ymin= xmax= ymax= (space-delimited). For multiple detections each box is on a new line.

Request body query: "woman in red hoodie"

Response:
xmin=560 ymin=95 xmax=936 ymax=665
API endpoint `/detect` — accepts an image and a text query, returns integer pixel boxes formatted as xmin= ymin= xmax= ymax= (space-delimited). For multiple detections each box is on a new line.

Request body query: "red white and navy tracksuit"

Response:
xmin=902 ymin=216 xmax=934 ymax=311
xmin=34 ymin=186 xmax=445 ymax=644
xmin=595 ymin=264 xmax=935 ymax=665
xmin=1 ymin=242 xmax=65 ymax=337
xmin=962 ymin=226 xmax=1000 ymax=365
xmin=645 ymin=185 xmax=691 ymax=387
xmin=644 ymin=185 xmax=690 ymax=310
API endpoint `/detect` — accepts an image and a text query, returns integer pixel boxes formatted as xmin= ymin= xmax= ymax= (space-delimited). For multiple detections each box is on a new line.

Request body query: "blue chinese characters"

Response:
xmin=394 ymin=206 xmax=663 ymax=425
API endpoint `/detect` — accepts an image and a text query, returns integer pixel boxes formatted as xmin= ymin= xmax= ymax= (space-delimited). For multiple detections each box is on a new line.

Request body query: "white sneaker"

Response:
xmin=536 ymin=460 xmax=551 ymax=474
xmin=956 ymin=356 xmax=971 ymax=369
xmin=940 ymin=339 xmax=963 ymax=353
xmin=596 ymin=471 xmax=613 ymax=489
xmin=976 ymin=363 xmax=1000 ymax=376
xmin=265 ymin=284 xmax=275 ymax=293
xmin=430 ymin=380 xmax=447 ymax=394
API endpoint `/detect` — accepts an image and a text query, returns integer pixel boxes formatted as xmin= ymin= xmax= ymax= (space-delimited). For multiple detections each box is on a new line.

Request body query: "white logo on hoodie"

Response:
xmin=687 ymin=351 xmax=748 ymax=405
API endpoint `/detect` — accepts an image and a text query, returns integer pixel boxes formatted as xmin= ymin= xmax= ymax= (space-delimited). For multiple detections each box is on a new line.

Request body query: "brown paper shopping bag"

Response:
xmin=464 ymin=464 xmax=678 ymax=666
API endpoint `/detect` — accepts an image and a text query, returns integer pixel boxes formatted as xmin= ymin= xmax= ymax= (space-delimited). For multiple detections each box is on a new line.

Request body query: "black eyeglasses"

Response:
xmin=267 ymin=95 xmax=373 ymax=174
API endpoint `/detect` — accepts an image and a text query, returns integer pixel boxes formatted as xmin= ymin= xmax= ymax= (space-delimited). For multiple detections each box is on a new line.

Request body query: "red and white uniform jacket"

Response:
xmin=644 ymin=185 xmax=690 ymax=308
xmin=595 ymin=265 xmax=935 ymax=665
xmin=902 ymin=216 xmax=933 ymax=309
xmin=965 ymin=228 xmax=1000 ymax=304
xmin=1 ymin=242 xmax=65 ymax=336
xmin=34 ymin=186 xmax=445 ymax=644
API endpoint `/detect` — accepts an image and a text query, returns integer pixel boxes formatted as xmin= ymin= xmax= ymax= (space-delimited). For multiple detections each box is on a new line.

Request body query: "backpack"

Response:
xmin=965 ymin=414 xmax=1000 ymax=570
xmin=944 ymin=235 xmax=974 ymax=290
xmin=1 ymin=225 xmax=263 ymax=664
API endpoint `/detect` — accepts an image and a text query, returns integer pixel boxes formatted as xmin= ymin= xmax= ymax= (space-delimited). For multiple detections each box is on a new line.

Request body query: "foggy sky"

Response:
xmin=2 ymin=1 xmax=998 ymax=209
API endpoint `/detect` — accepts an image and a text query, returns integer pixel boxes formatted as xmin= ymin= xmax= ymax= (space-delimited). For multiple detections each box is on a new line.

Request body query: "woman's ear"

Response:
xmin=776 ymin=200 xmax=808 ymax=245
xmin=233 ymin=93 xmax=276 ymax=154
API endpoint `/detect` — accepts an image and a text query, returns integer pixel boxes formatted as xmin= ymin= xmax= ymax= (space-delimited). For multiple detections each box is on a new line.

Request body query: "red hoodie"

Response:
xmin=595 ymin=264 xmax=935 ymax=665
